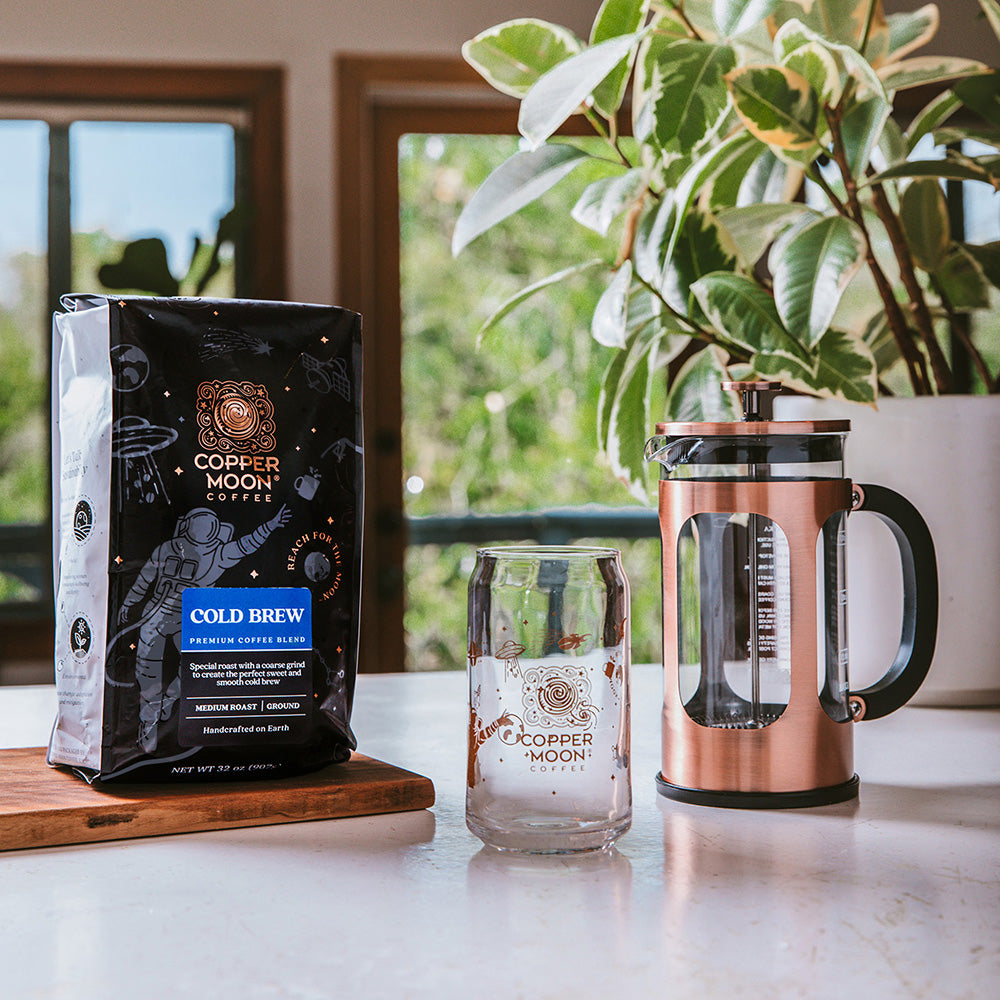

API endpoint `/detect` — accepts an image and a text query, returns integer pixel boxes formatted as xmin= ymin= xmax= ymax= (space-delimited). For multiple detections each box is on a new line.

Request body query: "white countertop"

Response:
xmin=1 ymin=665 xmax=998 ymax=999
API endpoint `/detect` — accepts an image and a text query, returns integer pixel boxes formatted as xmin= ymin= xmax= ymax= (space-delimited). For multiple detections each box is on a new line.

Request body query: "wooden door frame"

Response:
xmin=335 ymin=54 xmax=522 ymax=672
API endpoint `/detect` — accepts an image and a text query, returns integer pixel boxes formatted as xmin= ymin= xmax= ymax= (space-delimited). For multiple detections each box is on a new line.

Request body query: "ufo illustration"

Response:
xmin=112 ymin=416 xmax=178 ymax=506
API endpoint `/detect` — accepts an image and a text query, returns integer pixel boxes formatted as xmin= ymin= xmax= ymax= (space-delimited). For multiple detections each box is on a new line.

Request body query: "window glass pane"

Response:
xmin=0 ymin=120 xmax=48 ymax=603
xmin=70 ymin=121 xmax=236 ymax=296
xmin=399 ymin=134 xmax=662 ymax=670
xmin=961 ymin=139 xmax=1000 ymax=244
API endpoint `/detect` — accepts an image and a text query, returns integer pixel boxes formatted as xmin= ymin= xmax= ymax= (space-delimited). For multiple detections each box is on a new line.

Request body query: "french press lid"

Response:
xmin=644 ymin=381 xmax=851 ymax=478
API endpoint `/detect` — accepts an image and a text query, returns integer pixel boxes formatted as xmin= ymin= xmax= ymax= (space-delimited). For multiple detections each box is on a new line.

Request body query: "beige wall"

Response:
xmin=1 ymin=1 xmax=995 ymax=306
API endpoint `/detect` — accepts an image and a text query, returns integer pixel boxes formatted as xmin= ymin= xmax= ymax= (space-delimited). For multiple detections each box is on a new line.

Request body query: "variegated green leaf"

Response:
xmin=462 ymin=19 xmax=583 ymax=98
xmin=900 ymin=178 xmax=950 ymax=272
xmin=590 ymin=0 xmax=650 ymax=117
xmin=772 ymin=16 xmax=814 ymax=59
xmin=953 ymin=71 xmax=1000 ymax=129
xmin=725 ymin=64 xmax=821 ymax=152
xmin=964 ymin=240 xmax=1000 ymax=289
xmin=905 ymin=88 xmax=961 ymax=153
xmin=977 ymin=0 xmax=1000 ymax=42
xmin=774 ymin=0 xmax=888 ymax=57
xmin=934 ymin=246 xmax=991 ymax=310
xmin=886 ymin=4 xmax=939 ymax=61
xmin=860 ymin=312 xmax=900 ymax=374
xmin=602 ymin=331 xmax=662 ymax=503
xmin=663 ymin=210 xmax=739 ymax=322
xmin=868 ymin=155 xmax=1000 ymax=189
xmin=933 ymin=125 xmax=1000 ymax=149
xmin=631 ymin=13 xmax=690 ymax=142
xmin=646 ymin=40 xmax=737 ymax=154
xmin=752 ymin=327 xmax=877 ymax=404
xmin=591 ymin=0 xmax=649 ymax=44
xmin=735 ymin=148 xmax=794 ymax=205
xmin=716 ymin=203 xmax=814 ymax=266
xmin=452 ymin=143 xmax=591 ymax=254
xmin=632 ymin=195 xmax=675 ymax=288
xmin=598 ymin=320 xmax=670 ymax=501
xmin=713 ymin=0 xmax=785 ymax=37
xmin=666 ymin=131 xmax=763 ymax=266
xmin=592 ymin=261 xmax=634 ymax=348
xmin=841 ymin=94 xmax=892 ymax=175
xmin=703 ymin=145 xmax=776 ymax=210
xmin=691 ymin=270 xmax=811 ymax=363
xmin=518 ymin=31 xmax=646 ymax=148
xmin=878 ymin=116 xmax=909 ymax=168
xmin=572 ymin=168 xmax=647 ymax=236
xmin=878 ymin=56 xmax=989 ymax=93
xmin=666 ymin=345 xmax=742 ymax=421
xmin=769 ymin=10 xmax=887 ymax=94
xmin=474 ymin=259 xmax=607 ymax=347
xmin=821 ymin=34 xmax=887 ymax=100
xmin=781 ymin=40 xmax=844 ymax=106
xmin=772 ymin=215 xmax=867 ymax=345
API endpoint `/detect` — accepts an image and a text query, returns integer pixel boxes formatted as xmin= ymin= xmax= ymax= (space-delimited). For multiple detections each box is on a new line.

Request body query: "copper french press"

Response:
xmin=644 ymin=381 xmax=938 ymax=807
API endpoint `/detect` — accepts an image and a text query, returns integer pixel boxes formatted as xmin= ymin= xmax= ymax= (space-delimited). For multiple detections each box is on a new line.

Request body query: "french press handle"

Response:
xmin=847 ymin=483 xmax=939 ymax=721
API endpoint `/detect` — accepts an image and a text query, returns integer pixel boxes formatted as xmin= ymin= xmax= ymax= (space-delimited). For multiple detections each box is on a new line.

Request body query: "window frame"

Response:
xmin=0 ymin=61 xmax=287 ymax=676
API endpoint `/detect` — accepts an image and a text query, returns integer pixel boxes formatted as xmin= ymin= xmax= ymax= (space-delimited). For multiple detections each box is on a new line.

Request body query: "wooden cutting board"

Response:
xmin=0 ymin=746 xmax=435 ymax=852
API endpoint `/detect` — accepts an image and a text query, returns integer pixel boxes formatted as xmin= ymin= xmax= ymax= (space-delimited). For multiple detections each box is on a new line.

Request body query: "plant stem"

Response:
xmin=805 ymin=163 xmax=848 ymax=218
xmin=633 ymin=272 xmax=751 ymax=362
xmin=583 ymin=108 xmax=634 ymax=169
xmin=823 ymin=107 xmax=931 ymax=394
xmin=661 ymin=1 xmax=701 ymax=39
xmin=867 ymin=179 xmax=954 ymax=392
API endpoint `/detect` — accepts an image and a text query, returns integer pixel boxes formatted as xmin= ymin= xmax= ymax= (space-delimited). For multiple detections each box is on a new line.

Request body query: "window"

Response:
xmin=0 ymin=63 xmax=285 ymax=681
xmin=337 ymin=56 xmax=660 ymax=673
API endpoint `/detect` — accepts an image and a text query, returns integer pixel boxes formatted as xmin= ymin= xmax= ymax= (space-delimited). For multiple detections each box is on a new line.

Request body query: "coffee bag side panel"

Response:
xmin=47 ymin=301 xmax=114 ymax=772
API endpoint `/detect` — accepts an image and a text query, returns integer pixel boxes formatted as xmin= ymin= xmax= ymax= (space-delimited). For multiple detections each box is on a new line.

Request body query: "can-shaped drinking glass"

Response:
xmin=466 ymin=545 xmax=631 ymax=853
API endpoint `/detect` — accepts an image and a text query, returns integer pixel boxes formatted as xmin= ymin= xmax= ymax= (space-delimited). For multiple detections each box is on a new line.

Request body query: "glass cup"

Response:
xmin=466 ymin=545 xmax=631 ymax=853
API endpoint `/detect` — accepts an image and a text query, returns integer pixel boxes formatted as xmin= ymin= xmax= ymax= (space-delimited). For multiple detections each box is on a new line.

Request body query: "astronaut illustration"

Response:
xmin=118 ymin=504 xmax=291 ymax=752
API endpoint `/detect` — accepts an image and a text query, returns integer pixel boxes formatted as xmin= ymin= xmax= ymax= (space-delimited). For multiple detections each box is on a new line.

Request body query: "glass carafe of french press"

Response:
xmin=645 ymin=381 xmax=938 ymax=807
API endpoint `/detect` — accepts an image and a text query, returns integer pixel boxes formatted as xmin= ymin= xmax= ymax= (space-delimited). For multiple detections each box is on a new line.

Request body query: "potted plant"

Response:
xmin=453 ymin=0 xmax=1000 ymax=703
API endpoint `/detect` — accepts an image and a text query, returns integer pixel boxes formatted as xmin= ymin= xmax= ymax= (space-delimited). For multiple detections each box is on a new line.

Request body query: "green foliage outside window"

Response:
xmin=399 ymin=134 xmax=663 ymax=670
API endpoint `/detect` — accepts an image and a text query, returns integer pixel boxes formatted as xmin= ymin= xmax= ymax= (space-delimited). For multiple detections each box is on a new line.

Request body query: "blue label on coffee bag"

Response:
xmin=181 ymin=587 xmax=311 ymax=650
xmin=178 ymin=587 xmax=313 ymax=747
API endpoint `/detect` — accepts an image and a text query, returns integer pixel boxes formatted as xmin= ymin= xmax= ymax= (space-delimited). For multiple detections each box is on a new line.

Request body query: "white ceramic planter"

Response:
xmin=775 ymin=394 xmax=1000 ymax=706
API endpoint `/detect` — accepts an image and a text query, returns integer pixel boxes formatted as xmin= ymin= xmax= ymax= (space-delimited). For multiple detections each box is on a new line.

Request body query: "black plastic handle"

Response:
xmin=849 ymin=482 xmax=938 ymax=720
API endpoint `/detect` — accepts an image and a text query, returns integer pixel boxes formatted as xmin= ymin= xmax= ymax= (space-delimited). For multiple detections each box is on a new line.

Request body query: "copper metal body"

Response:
xmin=658 ymin=477 xmax=854 ymax=796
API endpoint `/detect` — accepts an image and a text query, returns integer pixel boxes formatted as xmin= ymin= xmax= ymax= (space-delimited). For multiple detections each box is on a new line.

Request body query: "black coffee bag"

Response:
xmin=49 ymin=296 xmax=363 ymax=781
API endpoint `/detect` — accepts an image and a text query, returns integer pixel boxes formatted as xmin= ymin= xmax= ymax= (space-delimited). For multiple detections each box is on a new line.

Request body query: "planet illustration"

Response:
xmin=304 ymin=551 xmax=331 ymax=583
xmin=110 ymin=344 xmax=150 ymax=392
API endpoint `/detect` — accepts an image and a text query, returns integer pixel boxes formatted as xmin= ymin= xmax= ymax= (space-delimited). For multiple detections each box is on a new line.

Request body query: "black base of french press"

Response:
xmin=655 ymin=773 xmax=860 ymax=809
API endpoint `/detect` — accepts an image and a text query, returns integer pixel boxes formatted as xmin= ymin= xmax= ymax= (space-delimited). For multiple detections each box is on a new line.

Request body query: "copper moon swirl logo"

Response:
xmin=521 ymin=665 xmax=596 ymax=728
xmin=196 ymin=380 xmax=276 ymax=454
